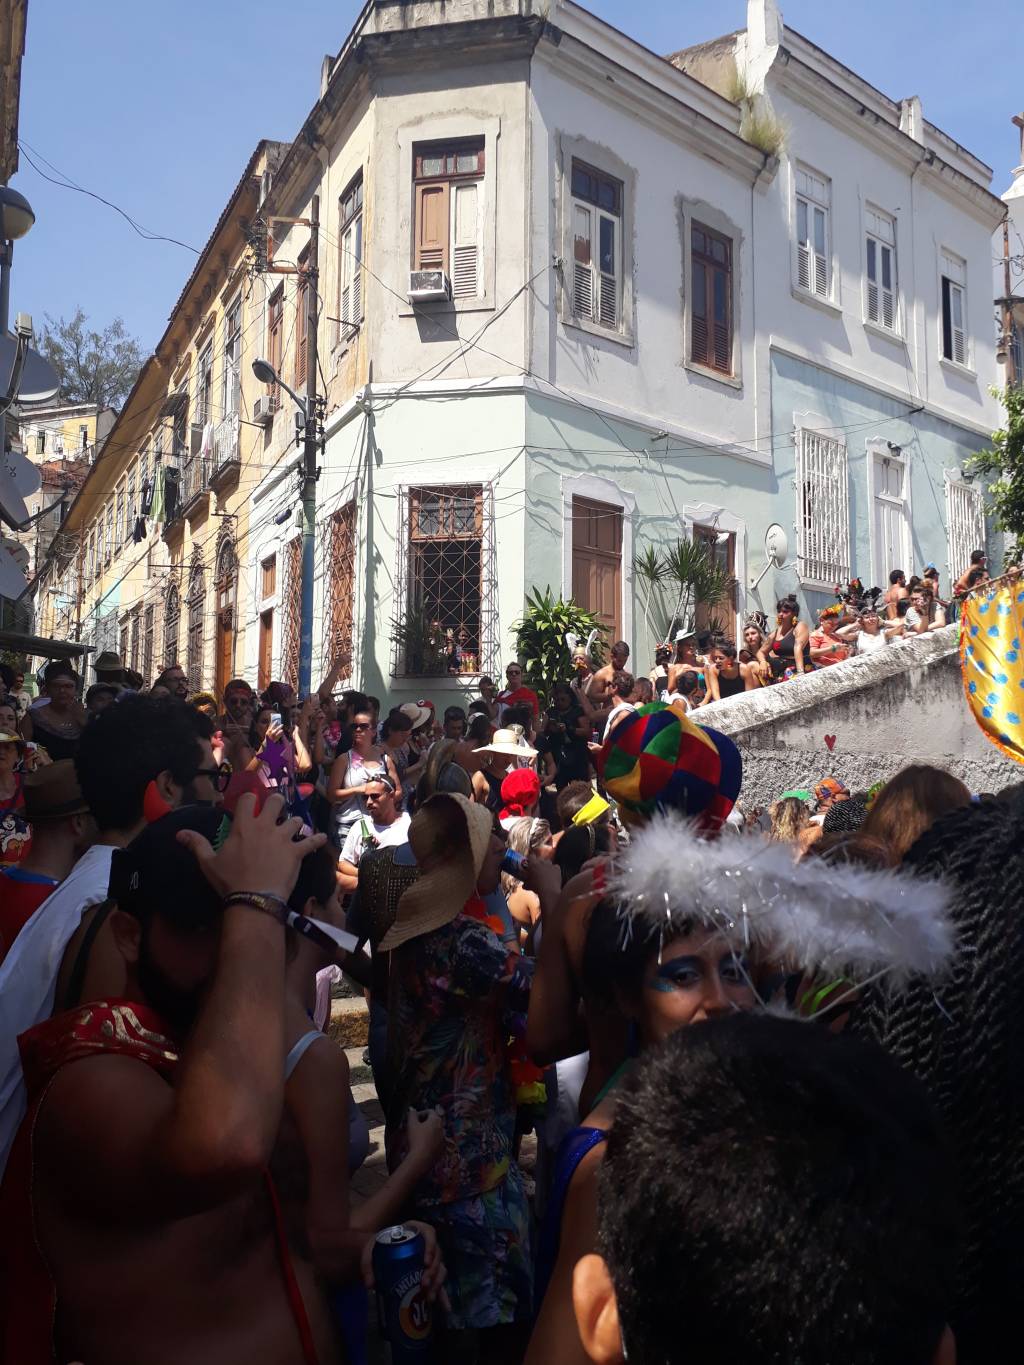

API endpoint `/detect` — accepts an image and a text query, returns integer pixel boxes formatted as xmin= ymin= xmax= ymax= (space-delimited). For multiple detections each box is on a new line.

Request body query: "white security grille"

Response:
xmin=795 ymin=428 xmax=850 ymax=585
xmin=945 ymin=476 xmax=985 ymax=582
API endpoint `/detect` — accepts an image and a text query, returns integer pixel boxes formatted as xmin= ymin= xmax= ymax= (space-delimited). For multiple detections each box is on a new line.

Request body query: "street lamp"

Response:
xmin=251 ymin=357 xmax=306 ymax=419
xmin=0 ymin=185 xmax=35 ymax=338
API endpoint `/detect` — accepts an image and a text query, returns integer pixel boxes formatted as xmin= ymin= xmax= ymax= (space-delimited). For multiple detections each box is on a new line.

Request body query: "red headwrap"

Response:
xmin=499 ymin=767 xmax=541 ymax=820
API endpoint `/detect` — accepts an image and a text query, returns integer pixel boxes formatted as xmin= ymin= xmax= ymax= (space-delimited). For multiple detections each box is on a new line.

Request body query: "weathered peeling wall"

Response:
xmin=698 ymin=624 xmax=1020 ymax=805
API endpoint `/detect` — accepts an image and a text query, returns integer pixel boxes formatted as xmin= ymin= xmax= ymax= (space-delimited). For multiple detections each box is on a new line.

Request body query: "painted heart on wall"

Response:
xmin=824 ymin=734 xmax=837 ymax=752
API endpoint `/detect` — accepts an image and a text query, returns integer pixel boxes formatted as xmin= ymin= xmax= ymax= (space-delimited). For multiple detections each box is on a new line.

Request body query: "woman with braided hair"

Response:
xmin=850 ymin=791 xmax=1024 ymax=1364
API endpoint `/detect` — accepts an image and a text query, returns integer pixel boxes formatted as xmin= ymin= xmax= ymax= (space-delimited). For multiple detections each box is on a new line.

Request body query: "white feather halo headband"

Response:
xmin=607 ymin=815 xmax=953 ymax=988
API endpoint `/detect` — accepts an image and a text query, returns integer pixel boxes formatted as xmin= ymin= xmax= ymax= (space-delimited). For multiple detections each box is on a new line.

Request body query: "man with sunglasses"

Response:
xmin=497 ymin=661 xmax=540 ymax=725
xmin=337 ymin=774 xmax=411 ymax=893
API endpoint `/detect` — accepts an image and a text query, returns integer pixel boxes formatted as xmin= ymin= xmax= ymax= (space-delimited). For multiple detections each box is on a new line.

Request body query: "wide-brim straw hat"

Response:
xmin=473 ymin=726 xmax=538 ymax=759
xmin=378 ymin=793 xmax=493 ymax=951
xmin=0 ymin=730 xmax=25 ymax=752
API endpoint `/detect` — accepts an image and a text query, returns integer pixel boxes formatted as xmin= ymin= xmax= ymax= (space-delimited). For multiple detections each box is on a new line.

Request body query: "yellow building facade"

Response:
xmin=35 ymin=141 xmax=288 ymax=693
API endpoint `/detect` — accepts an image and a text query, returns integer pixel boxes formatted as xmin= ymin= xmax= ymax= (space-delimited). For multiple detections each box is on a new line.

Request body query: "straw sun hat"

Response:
xmin=378 ymin=793 xmax=494 ymax=951
xmin=473 ymin=726 xmax=538 ymax=759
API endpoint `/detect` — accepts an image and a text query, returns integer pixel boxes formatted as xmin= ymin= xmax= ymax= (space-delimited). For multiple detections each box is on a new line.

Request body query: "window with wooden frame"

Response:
xmin=413 ymin=139 xmax=484 ymax=299
xmin=186 ymin=561 xmax=205 ymax=691
xmin=324 ymin=501 xmax=356 ymax=678
xmin=143 ymin=603 xmax=155 ymax=683
xmin=941 ymin=250 xmax=968 ymax=366
xmin=338 ymin=173 xmax=364 ymax=336
xmin=164 ymin=584 xmax=180 ymax=667
xmin=103 ymin=504 xmax=113 ymax=566
xmin=865 ymin=208 xmax=897 ymax=331
xmin=129 ymin=608 xmax=141 ymax=674
xmin=570 ymin=159 xmax=622 ymax=330
xmin=221 ymin=295 xmax=242 ymax=417
xmin=401 ymin=485 xmax=488 ymax=675
xmin=126 ymin=469 xmax=136 ymax=541
xmin=115 ymin=484 xmax=126 ymax=548
xmin=196 ymin=344 xmax=214 ymax=426
xmin=690 ymin=223 xmax=732 ymax=374
xmin=281 ymin=538 xmax=302 ymax=692
xmin=795 ymin=166 xmax=831 ymax=299
xmin=295 ymin=248 xmax=310 ymax=387
xmin=692 ymin=524 xmax=738 ymax=637
xmin=119 ymin=622 xmax=129 ymax=668
xmin=258 ymin=554 xmax=276 ymax=692
xmin=261 ymin=555 xmax=276 ymax=598
xmin=266 ymin=287 xmax=283 ymax=411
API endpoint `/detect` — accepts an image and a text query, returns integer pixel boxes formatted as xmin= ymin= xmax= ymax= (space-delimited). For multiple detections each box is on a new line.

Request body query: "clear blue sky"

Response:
xmin=10 ymin=0 xmax=1021 ymax=354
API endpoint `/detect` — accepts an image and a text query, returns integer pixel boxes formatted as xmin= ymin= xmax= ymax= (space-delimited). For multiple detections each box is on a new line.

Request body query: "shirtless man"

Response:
xmin=883 ymin=569 xmax=908 ymax=621
xmin=0 ymin=796 xmax=341 ymax=1365
xmin=953 ymin=548 xmax=988 ymax=599
xmin=587 ymin=641 xmax=629 ymax=708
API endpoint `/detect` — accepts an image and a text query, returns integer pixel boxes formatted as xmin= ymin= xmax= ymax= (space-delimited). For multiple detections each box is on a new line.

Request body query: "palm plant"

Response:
xmin=633 ymin=535 xmax=737 ymax=641
xmin=512 ymin=587 xmax=606 ymax=704
xmin=390 ymin=604 xmax=451 ymax=676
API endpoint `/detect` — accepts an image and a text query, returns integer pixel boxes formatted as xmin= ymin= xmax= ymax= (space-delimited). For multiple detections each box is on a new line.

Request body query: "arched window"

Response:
xmin=186 ymin=561 xmax=206 ymax=691
xmin=214 ymin=537 xmax=237 ymax=697
xmin=163 ymin=584 xmax=180 ymax=668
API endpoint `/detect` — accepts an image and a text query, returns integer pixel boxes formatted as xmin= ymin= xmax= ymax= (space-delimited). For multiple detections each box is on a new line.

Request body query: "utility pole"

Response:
xmin=298 ymin=194 xmax=320 ymax=696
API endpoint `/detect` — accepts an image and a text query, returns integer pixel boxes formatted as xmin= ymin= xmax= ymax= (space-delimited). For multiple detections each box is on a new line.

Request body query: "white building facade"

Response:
xmin=242 ymin=0 xmax=1003 ymax=706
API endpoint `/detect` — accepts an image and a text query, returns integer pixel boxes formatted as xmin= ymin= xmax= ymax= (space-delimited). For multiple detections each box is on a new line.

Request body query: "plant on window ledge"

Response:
xmin=633 ymin=536 xmax=737 ymax=642
xmin=390 ymin=606 xmax=453 ymax=677
xmin=513 ymin=588 xmax=607 ymax=705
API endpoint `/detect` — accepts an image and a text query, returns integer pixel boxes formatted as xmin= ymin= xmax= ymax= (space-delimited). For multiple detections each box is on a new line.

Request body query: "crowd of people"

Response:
xmin=0 ymin=585 xmax=1021 ymax=1364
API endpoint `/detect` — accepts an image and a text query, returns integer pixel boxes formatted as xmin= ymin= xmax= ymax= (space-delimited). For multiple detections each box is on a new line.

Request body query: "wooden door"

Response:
xmin=572 ymin=496 xmax=622 ymax=643
xmin=258 ymin=610 xmax=273 ymax=692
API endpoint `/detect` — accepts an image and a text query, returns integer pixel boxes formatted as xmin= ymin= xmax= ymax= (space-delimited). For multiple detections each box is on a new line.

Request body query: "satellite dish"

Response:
xmin=0 ymin=448 xmax=40 ymax=530
xmin=1 ymin=536 xmax=29 ymax=573
xmin=0 ymin=542 xmax=29 ymax=600
xmin=0 ymin=333 xmax=60 ymax=405
xmin=765 ymin=523 xmax=788 ymax=567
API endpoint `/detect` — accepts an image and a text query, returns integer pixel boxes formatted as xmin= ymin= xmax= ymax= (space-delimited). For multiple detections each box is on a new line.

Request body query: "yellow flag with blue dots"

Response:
xmin=961 ymin=581 xmax=1024 ymax=766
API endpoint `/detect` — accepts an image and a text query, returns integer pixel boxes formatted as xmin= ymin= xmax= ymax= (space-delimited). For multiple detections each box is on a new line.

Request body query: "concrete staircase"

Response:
xmin=698 ymin=624 xmax=1020 ymax=806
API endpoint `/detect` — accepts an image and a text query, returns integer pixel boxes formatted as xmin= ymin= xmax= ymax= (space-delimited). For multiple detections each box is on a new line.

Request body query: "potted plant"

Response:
xmin=512 ymin=587 xmax=607 ymax=705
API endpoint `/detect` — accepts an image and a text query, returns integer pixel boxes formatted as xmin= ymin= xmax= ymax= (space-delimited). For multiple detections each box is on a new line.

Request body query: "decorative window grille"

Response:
xmin=143 ymin=602 xmax=155 ymax=683
xmin=691 ymin=222 xmax=732 ymax=373
xmin=941 ymin=251 xmax=968 ymax=366
xmin=571 ymin=159 xmax=622 ymax=328
xmin=322 ymin=501 xmax=357 ymax=679
xmin=795 ymin=166 xmax=831 ymax=299
xmin=129 ymin=609 xmax=141 ymax=674
xmin=865 ymin=208 xmax=897 ymax=330
xmin=338 ymin=173 xmax=364 ymax=340
xmin=392 ymin=484 xmax=496 ymax=677
xmin=281 ymin=537 xmax=302 ymax=692
xmin=795 ymin=428 xmax=850 ymax=585
xmin=945 ymin=476 xmax=985 ymax=582
xmin=186 ymin=561 xmax=205 ymax=691
xmin=164 ymin=583 xmax=180 ymax=667
xmin=413 ymin=139 xmax=483 ymax=299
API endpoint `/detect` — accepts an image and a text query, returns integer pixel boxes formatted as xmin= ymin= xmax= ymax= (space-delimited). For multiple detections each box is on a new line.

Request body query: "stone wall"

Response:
xmin=699 ymin=625 xmax=1021 ymax=807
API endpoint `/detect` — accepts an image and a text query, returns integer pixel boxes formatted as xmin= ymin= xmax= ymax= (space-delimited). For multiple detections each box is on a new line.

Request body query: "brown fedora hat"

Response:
xmin=23 ymin=760 xmax=91 ymax=822
xmin=378 ymin=793 xmax=493 ymax=951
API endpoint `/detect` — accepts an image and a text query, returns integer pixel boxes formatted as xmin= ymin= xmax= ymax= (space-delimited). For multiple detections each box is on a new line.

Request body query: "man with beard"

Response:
xmin=0 ymin=796 xmax=336 ymax=1364
xmin=153 ymin=663 xmax=190 ymax=702
xmin=0 ymin=695 xmax=222 ymax=1176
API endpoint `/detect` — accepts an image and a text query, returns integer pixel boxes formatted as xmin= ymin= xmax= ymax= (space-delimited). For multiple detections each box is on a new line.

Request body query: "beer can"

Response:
xmin=500 ymin=847 xmax=527 ymax=879
xmin=372 ymin=1224 xmax=433 ymax=1361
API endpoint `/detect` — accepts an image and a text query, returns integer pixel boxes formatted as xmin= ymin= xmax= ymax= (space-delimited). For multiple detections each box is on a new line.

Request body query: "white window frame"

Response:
xmin=866 ymin=438 xmax=912 ymax=587
xmin=220 ymin=294 xmax=242 ymax=417
xmin=338 ymin=173 xmax=364 ymax=341
xmin=680 ymin=502 xmax=748 ymax=641
xmin=558 ymin=135 xmax=635 ymax=348
xmin=944 ymin=470 xmax=985 ymax=583
xmin=864 ymin=207 xmax=898 ymax=333
xmin=196 ymin=343 xmax=214 ymax=426
xmin=569 ymin=161 xmax=622 ymax=332
xmin=794 ymin=165 xmax=832 ymax=302
xmin=793 ymin=416 xmax=851 ymax=589
xmin=939 ymin=249 xmax=970 ymax=370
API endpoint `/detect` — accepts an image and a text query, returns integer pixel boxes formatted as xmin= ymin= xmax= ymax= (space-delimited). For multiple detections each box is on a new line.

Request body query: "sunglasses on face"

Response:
xmin=191 ymin=762 xmax=232 ymax=793
xmin=353 ymin=722 xmax=373 ymax=731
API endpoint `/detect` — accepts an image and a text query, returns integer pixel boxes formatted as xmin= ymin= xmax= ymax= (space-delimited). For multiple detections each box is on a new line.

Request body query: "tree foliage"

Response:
xmin=513 ymin=587 xmax=607 ymax=704
xmin=39 ymin=307 xmax=145 ymax=410
xmin=967 ymin=385 xmax=1024 ymax=564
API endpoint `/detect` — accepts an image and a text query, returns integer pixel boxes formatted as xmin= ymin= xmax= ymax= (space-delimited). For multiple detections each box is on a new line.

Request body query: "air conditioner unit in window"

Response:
xmin=408 ymin=269 xmax=452 ymax=303
xmin=252 ymin=395 xmax=276 ymax=426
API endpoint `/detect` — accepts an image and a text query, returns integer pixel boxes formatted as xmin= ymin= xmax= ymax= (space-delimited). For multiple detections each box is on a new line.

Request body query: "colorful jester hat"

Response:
xmin=597 ymin=701 xmax=741 ymax=833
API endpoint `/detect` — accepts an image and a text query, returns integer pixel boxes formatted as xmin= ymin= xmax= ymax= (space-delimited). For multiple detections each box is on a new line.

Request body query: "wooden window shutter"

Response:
xmin=451 ymin=181 xmax=479 ymax=298
xmin=415 ymin=182 xmax=449 ymax=272
xmin=572 ymin=203 xmax=594 ymax=319
xmin=295 ymin=277 xmax=308 ymax=386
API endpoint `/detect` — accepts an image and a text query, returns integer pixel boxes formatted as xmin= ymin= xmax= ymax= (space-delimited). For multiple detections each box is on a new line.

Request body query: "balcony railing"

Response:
xmin=209 ymin=412 xmax=241 ymax=487
xmin=180 ymin=455 xmax=210 ymax=512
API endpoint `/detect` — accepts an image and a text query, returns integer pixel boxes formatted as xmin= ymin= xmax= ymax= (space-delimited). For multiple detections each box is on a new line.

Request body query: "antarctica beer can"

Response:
xmin=373 ymin=1223 xmax=433 ymax=1360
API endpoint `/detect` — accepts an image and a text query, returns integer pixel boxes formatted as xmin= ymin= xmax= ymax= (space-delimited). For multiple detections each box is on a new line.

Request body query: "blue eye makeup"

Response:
xmin=646 ymin=953 xmax=751 ymax=993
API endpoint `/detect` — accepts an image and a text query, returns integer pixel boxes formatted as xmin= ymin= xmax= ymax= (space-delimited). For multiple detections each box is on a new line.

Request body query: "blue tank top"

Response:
xmin=533 ymin=1125 xmax=607 ymax=1315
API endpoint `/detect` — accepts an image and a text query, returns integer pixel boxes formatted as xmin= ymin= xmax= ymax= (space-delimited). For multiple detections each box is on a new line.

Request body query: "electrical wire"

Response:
xmin=17 ymin=141 xmax=201 ymax=254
